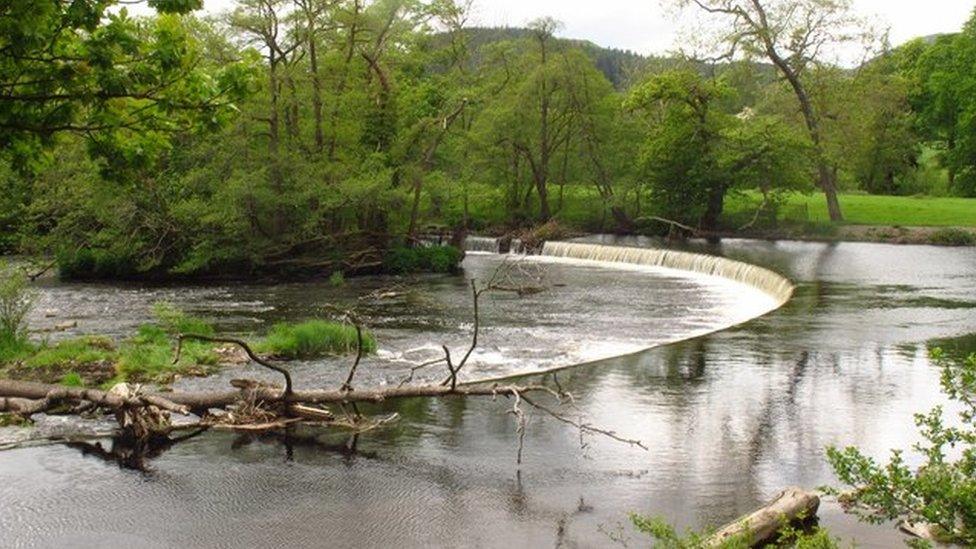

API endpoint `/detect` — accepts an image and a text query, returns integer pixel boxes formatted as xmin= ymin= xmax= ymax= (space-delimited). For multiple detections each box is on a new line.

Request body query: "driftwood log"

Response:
xmin=707 ymin=487 xmax=820 ymax=547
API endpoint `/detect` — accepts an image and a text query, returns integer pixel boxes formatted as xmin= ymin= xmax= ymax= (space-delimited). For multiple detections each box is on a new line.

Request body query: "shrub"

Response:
xmin=383 ymin=245 xmax=462 ymax=274
xmin=826 ymin=350 xmax=976 ymax=545
xmin=0 ymin=264 xmax=35 ymax=361
xmin=57 ymin=247 xmax=137 ymax=279
xmin=928 ymin=227 xmax=976 ymax=247
xmin=256 ymin=320 xmax=377 ymax=359
xmin=0 ymin=264 xmax=34 ymax=341
xmin=329 ymin=271 xmax=346 ymax=287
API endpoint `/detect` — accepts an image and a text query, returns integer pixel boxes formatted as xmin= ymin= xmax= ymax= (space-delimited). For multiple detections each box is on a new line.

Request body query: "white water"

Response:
xmin=541 ymin=241 xmax=795 ymax=305
xmin=464 ymin=236 xmax=501 ymax=254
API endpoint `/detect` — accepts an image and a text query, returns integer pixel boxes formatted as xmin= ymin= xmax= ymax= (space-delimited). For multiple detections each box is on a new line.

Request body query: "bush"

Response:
xmin=329 ymin=271 xmax=346 ymax=287
xmin=57 ymin=247 xmax=137 ymax=279
xmin=826 ymin=350 xmax=976 ymax=545
xmin=383 ymin=245 xmax=462 ymax=274
xmin=928 ymin=227 xmax=976 ymax=247
xmin=0 ymin=264 xmax=35 ymax=360
xmin=256 ymin=320 xmax=377 ymax=359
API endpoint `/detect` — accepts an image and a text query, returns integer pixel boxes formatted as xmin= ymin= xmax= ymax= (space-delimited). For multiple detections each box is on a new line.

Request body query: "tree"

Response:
xmin=908 ymin=8 xmax=976 ymax=196
xmin=627 ymin=70 xmax=731 ymax=229
xmin=678 ymin=0 xmax=879 ymax=221
xmin=628 ymin=69 xmax=811 ymax=231
xmin=0 ymin=0 xmax=253 ymax=170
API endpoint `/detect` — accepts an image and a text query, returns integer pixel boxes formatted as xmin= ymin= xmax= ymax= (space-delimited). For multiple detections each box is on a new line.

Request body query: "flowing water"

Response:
xmin=2 ymin=238 xmax=976 ymax=548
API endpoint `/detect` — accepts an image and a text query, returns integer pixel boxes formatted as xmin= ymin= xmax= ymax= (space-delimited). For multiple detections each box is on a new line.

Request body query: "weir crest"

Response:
xmin=540 ymin=241 xmax=795 ymax=305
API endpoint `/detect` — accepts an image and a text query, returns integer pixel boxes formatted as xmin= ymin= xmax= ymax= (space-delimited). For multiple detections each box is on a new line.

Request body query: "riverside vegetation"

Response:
xmin=2 ymin=1 xmax=976 ymax=547
xmin=3 ymin=0 xmax=976 ymax=284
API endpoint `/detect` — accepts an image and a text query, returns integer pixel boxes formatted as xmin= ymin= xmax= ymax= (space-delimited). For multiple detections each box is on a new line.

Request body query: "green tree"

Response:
xmin=0 ymin=1 xmax=253 ymax=170
xmin=678 ymin=0 xmax=879 ymax=222
xmin=908 ymin=8 xmax=976 ymax=196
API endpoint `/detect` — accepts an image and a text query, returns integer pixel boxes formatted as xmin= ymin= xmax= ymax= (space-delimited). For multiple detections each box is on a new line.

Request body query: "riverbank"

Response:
xmin=723 ymin=223 xmax=976 ymax=247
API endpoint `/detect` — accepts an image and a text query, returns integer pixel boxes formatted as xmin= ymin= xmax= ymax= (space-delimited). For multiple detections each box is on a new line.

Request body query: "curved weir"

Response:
xmin=541 ymin=241 xmax=795 ymax=305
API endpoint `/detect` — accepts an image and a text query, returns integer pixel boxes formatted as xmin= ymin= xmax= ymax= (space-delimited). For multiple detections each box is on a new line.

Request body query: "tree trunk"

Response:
xmin=707 ymin=487 xmax=820 ymax=547
xmin=308 ymin=30 xmax=324 ymax=153
xmin=701 ymin=183 xmax=727 ymax=231
xmin=757 ymin=19 xmax=843 ymax=222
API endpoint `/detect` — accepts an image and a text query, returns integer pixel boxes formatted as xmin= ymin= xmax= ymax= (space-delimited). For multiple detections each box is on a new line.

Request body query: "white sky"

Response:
xmin=189 ymin=0 xmax=974 ymax=55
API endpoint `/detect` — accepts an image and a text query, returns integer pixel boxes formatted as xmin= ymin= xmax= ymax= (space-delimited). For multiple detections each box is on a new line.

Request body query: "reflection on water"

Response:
xmin=2 ymin=238 xmax=976 ymax=548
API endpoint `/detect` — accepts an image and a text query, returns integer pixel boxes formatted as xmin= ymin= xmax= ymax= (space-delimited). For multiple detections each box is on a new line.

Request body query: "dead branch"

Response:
xmin=174 ymin=334 xmax=293 ymax=399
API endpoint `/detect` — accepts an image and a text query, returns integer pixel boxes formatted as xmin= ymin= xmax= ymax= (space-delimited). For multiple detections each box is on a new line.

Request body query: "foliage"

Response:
xmin=0 ymin=264 xmax=35 ymax=356
xmin=383 ymin=245 xmax=463 ymax=274
xmin=629 ymin=513 xmax=839 ymax=548
xmin=906 ymin=9 xmax=976 ymax=197
xmin=256 ymin=320 xmax=377 ymax=359
xmin=928 ymin=228 xmax=976 ymax=246
xmin=0 ymin=0 xmax=255 ymax=170
xmin=1 ymin=1 xmax=975 ymax=278
xmin=826 ymin=350 xmax=976 ymax=545
xmin=627 ymin=69 xmax=811 ymax=229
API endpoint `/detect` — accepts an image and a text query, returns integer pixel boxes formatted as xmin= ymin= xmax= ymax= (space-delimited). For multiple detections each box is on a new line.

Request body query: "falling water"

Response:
xmin=541 ymin=241 xmax=795 ymax=304
xmin=509 ymin=238 xmax=524 ymax=255
xmin=464 ymin=236 xmax=502 ymax=254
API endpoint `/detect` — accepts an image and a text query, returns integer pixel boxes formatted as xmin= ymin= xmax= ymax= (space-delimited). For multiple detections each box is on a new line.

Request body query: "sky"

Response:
xmin=188 ymin=0 xmax=975 ymax=55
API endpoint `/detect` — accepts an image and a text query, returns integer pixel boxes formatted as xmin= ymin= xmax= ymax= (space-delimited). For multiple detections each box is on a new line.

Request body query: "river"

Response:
xmin=1 ymin=237 xmax=975 ymax=548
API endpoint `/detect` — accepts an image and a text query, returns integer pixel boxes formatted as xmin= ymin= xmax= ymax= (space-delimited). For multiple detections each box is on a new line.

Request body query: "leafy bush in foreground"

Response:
xmin=256 ymin=320 xmax=377 ymax=359
xmin=826 ymin=350 xmax=976 ymax=545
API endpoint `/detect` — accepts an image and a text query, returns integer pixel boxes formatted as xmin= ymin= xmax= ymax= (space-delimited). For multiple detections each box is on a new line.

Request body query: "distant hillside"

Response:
xmin=458 ymin=27 xmax=679 ymax=89
xmin=455 ymin=27 xmax=776 ymax=90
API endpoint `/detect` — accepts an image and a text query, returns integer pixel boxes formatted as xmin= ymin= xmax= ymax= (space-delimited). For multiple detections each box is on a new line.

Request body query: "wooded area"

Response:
xmin=2 ymin=0 xmax=976 ymax=279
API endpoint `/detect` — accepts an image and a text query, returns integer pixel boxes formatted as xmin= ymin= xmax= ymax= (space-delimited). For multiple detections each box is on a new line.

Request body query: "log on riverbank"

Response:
xmin=707 ymin=487 xmax=820 ymax=547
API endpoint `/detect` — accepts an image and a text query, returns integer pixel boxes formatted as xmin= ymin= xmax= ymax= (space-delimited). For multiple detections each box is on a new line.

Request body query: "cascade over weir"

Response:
xmin=463 ymin=236 xmax=795 ymax=305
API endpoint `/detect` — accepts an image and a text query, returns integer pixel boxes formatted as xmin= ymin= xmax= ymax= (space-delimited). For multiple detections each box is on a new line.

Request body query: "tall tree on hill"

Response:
xmin=678 ymin=0 xmax=880 ymax=221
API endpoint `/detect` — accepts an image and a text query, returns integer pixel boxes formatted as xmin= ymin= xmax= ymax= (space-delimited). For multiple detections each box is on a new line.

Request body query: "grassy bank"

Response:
xmin=724 ymin=192 xmax=976 ymax=228
xmin=0 ymin=305 xmax=377 ymax=388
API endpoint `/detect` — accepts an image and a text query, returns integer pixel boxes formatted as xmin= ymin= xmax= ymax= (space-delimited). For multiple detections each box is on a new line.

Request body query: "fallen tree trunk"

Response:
xmin=0 ymin=381 xmax=189 ymax=415
xmin=707 ymin=487 xmax=820 ymax=547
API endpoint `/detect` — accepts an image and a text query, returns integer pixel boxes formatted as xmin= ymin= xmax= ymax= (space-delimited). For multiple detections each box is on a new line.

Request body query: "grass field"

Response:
xmin=725 ymin=192 xmax=976 ymax=228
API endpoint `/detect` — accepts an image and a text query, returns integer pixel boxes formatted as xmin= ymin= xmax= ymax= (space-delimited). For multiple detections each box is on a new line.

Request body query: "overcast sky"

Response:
xmin=190 ymin=0 xmax=974 ymax=55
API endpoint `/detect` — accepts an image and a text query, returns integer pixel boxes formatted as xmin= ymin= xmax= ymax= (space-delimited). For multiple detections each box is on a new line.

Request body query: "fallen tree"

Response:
xmin=707 ymin=487 xmax=820 ymax=547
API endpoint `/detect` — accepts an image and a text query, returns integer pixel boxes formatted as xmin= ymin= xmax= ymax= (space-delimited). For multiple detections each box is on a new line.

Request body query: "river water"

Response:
xmin=2 ymin=238 xmax=975 ymax=548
